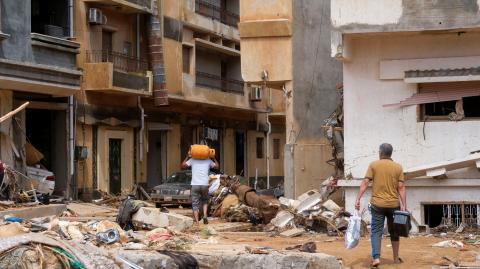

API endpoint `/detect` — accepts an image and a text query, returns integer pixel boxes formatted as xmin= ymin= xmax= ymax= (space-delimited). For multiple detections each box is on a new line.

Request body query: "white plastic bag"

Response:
xmin=344 ymin=210 xmax=361 ymax=249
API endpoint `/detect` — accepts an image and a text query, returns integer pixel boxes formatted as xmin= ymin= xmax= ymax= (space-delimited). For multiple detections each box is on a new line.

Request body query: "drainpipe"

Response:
xmin=266 ymin=114 xmax=271 ymax=189
xmin=68 ymin=0 xmax=74 ymax=38
xmin=138 ymin=97 xmax=144 ymax=162
xmin=68 ymin=0 xmax=75 ymax=199
xmin=148 ymin=0 xmax=168 ymax=105
xmin=68 ymin=96 xmax=75 ymax=199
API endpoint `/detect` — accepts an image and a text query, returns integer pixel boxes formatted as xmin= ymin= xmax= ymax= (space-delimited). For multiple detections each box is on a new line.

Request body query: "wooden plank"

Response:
xmin=0 ymin=102 xmax=29 ymax=124
xmin=404 ymin=153 xmax=480 ymax=179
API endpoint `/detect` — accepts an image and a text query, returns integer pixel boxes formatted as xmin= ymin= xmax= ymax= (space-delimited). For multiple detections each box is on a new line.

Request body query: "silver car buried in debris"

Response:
xmin=150 ymin=170 xmax=216 ymax=207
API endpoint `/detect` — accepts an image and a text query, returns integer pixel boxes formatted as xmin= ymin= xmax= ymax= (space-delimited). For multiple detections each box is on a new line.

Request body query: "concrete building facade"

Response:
xmin=140 ymin=0 xmax=287 ymax=190
xmin=239 ymin=0 xmax=342 ymax=198
xmin=73 ymin=0 xmax=154 ymax=198
xmin=333 ymin=0 xmax=480 ymax=231
xmin=0 ymin=0 xmax=82 ymax=197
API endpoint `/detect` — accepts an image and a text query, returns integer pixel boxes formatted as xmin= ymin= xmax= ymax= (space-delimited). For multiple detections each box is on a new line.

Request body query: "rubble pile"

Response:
xmin=268 ymin=176 xmax=366 ymax=237
xmin=209 ymin=175 xmax=280 ymax=225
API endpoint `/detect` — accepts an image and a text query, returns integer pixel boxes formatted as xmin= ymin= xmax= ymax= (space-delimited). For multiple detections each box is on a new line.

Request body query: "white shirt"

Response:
xmin=185 ymin=158 xmax=215 ymax=186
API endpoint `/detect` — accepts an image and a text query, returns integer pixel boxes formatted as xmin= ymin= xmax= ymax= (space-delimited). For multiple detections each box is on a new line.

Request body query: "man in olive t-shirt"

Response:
xmin=355 ymin=143 xmax=406 ymax=268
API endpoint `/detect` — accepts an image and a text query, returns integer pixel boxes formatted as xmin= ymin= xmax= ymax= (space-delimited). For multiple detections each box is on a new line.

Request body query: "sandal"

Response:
xmin=394 ymin=257 xmax=404 ymax=264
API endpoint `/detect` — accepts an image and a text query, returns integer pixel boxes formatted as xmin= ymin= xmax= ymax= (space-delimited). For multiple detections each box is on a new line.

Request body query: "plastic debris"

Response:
xmin=96 ymin=228 xmax=120 ymax=244
xmin=432 ymin=240 xmax=465 ymax=248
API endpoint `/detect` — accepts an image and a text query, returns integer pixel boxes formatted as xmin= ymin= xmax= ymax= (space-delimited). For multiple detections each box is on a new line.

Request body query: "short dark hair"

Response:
xmin=379 ymin=143 xmax=393 ymax=157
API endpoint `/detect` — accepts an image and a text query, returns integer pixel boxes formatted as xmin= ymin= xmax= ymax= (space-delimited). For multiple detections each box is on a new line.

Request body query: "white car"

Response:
xmin=26 ymin=165 xmax=55 ymax=195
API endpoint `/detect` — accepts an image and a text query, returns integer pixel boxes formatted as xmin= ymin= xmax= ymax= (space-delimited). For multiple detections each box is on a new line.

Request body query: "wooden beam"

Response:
xmin=28 ymin=101 xmax=68 ymax=110
xmin=0 ymin=102 xmax=29 ymax=124
xmin=404 ymin=153 xmax=480 ymax=179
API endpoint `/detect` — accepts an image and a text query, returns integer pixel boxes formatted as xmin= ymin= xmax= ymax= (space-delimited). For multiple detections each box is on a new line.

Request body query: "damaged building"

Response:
xmin=0 ymin=0 xmax=81 ymax=197
xmin=140 ymin=0 xmax=286 ymax=190
xmin=69 ymin=0 xmax=286 ymax=198
xmin=332 ymin=0 xmax=480 ymax=232
xmin=73 ymin=0 xmax=155 ymax=198
xmin=238 ymin=0 xmax=342 ymax=198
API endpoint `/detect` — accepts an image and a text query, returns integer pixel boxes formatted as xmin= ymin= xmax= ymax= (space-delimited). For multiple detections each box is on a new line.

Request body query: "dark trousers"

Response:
xmin=370 ymin=205 xmax=400 ymax=259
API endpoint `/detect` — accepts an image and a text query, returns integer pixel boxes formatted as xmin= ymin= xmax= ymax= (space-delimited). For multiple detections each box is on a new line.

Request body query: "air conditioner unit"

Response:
xmin=88 ymin=8 xmax=106 ymax=25
xmin=250 ymin=86 xmax=263 ymax=102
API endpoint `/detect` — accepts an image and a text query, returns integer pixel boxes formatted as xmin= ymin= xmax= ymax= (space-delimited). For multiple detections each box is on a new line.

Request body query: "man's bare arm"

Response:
xmin=398 ymin=181 xmax=406 ymax=211
xmin=211 ymin=157 xmax=219 ymax=169
xmin=181 ymin=155 xmax=190 ymax=169
xmin=355 ymin=178 xmax=370 ymax=210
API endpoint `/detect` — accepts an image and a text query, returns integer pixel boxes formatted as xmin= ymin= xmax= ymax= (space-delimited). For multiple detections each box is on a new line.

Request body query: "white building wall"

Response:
xmin=340 ymin=179 xmax=480 ymax=232
xmin=343 ymin=32 xmax=480 ymax=179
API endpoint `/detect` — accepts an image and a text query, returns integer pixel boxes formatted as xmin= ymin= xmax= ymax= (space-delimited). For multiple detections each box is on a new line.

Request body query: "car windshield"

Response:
xmin=165 ymin=171 xmax=191 ymax=184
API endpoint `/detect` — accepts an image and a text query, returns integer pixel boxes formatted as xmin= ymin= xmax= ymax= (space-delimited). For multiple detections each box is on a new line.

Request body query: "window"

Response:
xmin=182 ymin=46 xmax=191 ymax=74
xmin=273 ymin=139 xmax=280 ymax=159
xmin=256 ymin=137 xmax=264 ymax=159
xmin=31 ymin=0 xmax=69 ymax=38
xmin=418 ymin=82 xmax=480 ymax=121
xmin=422 ymin=96 xmax=480 ymax=120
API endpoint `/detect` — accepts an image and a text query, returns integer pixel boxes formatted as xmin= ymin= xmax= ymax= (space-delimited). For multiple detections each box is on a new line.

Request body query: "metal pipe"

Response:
xmin=138 ymin=97 xmax=144 ymax=161
xmin=266 ymin=114 xmax=271 ymax=189
xmin=68 ymin=96 xmax=75 ymax=199
xmin=68 ymin=0 xmax=74 ymax=38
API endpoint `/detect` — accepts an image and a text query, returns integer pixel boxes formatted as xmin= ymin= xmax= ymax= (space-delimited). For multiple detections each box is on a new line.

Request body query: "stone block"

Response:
xmin=132 ymin=207 xmax=193 ymax=232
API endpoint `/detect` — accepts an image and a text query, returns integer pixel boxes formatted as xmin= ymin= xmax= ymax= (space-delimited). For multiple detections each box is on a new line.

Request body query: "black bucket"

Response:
xmin=393 ymin=210 xmax=412 ymax=237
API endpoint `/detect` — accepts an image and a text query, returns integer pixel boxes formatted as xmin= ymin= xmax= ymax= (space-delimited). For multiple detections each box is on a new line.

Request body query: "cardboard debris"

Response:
xmin=280 ymin=228 xmax=305 ymax=237
xmin=0 ymin=222 xmax=28 ymax=237
xmin=25 ymin=142 xmax=44 ymax=166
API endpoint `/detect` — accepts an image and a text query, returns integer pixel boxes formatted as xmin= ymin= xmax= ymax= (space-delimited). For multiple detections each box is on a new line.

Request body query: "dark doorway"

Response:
xmin=180 ymin=125 xmax=194 ymax=162
xmin=147 ymin=130 xmax=166 ymax=188
xmin=102 ymin=30 xmax=113 ymax=61
xmin=109 ymin=138 xmax=122 ymax=194
xmin=26 ymin=108 xmax=67 ymax=195
xmin=235 ymin=130 xmax=245 ymax=176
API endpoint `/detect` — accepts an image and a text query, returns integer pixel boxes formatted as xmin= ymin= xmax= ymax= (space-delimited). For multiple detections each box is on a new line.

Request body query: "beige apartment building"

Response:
xmin=73 ymin=0 xmax=154 ymax=198
xmin=72 ymin=0 xmax=286 ymax=198
xmin=142 ymin=0 xmax=286 ymax=190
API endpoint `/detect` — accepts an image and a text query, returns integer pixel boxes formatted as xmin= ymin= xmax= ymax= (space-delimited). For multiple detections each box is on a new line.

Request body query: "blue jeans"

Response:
xmin=370 ymin=205 xmax=400 ymax=259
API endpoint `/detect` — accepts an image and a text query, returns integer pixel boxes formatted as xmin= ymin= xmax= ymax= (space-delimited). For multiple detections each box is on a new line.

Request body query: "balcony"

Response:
xmin=196 ymin=71 xmax=244 ymax=95
xmin=84 ymin=0 xmax=153 ymax=13
xmin=84 ymin=50 xmax=152 ymax=96
xmin=194 ymin=0 xmax=239 ymax=28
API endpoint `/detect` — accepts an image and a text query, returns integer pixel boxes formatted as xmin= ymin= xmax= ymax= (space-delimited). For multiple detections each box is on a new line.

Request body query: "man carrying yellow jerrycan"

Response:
xmin=181 ymin=144 xmax=219 ymax=226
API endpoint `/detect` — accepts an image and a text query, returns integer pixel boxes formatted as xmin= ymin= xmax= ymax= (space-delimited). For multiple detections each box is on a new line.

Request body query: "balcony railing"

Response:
xmin=196 ymin=71 xmax=244 ymax=94
xmin=86 ymin=50 xmax=148 ymax=74
xmin=195 ymin=0 xmax=239 ymax=28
